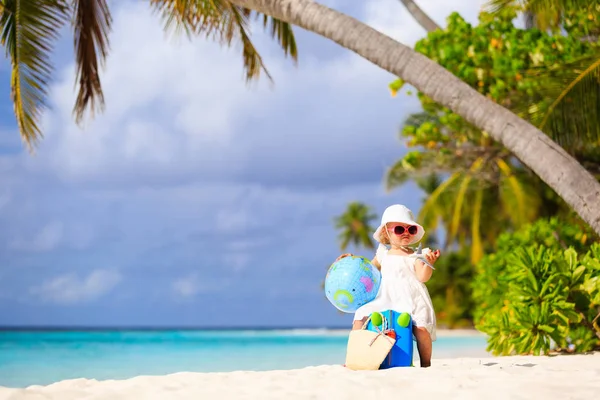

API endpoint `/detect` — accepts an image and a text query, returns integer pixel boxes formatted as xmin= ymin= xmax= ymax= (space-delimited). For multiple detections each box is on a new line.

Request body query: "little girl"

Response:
xmin=337 ymin=204 xmax=440 ymax=367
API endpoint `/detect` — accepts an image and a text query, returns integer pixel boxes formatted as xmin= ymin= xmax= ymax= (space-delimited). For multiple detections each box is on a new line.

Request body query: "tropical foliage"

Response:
xmin=0 ymin=0 xmax=297 ymax=149
xmin=486 ymin=0 xmax=600 ymax=148
xmin=386 ymin=8 xmax=600 ymax=263
xmin=333 ymin=202 xmax=377 ymax=251
xmin=472 ymin=218 xmax=600 ymax=355
xmin=426 ymin=249 xmax=475 ymax=328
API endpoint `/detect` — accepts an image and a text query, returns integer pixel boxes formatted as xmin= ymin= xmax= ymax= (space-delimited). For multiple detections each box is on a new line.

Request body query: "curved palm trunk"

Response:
xmin=231 ymin=0 xmax=600 ymax=234
xmin=399 ymin=0 xmax=440 ymax=32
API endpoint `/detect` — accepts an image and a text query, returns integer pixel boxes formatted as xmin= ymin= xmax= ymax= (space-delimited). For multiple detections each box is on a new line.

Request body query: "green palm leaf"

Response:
xmin=149 ymin=0 xmax=224 ymax=37
xmin=449 ymin=174 xmax=472 ymax=242
xmin=418 ymin=172 xmax=462 ymax=240
xmin=496 ymin=158 xmax=528 ymax=225
xmin=150 ymin=0 xmax=297 ymax=82
xmin=449 ymin=158 xmax=484 ymax=246
xmin=497 ymin=159 xmax=540 ymax=228
xmin=334 ymin=202 xmax=377 ymax=251
xmin=471 ymin=187 xmax=484 ymax=263
xmin=532 ymin=54 xmax=600 ymax=149
xmin=261 ymin=14 xmax=297 ymax=60
xmin=0 ymin=0 xmax=68 ymax=149
xmin=72 ymin=0 xmax=111 ymax=124
xmin=486 ymin=1 xmax=598 ymax=31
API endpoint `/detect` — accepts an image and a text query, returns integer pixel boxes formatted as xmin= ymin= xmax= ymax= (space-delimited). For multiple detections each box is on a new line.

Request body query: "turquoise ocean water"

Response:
xmin=0 ymin=330 xmax=489 ymax=388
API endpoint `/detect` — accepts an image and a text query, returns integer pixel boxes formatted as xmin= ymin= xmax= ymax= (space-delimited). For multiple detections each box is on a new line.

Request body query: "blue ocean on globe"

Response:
xmin=324 ymin=255 xmax=381 ymax=313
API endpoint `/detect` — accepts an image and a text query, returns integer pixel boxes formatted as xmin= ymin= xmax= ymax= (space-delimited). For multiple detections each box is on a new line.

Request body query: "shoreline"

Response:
xmin=1 ymin=353 xmax=598 ymax=399
xmin=307 ymin=328 xmax=485 ymax=336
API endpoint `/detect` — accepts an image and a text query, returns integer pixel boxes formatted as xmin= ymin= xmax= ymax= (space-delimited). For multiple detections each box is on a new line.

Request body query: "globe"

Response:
xmin=324 ymin=255 xmax=381 ymax=313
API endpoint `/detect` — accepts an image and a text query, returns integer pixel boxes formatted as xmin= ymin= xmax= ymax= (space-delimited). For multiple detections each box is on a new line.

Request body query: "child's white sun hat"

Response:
xmin=373 ymin=204 xmax=425 ymax=245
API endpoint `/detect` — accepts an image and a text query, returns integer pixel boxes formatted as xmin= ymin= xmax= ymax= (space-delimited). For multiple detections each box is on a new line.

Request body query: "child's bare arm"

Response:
xmin=415 ymin=261 xmax=433 ymax=282
xmin=371 ymin=256 xmax=381 ymax=271
xmin=414 ymin=250 xmax=440 ymax=282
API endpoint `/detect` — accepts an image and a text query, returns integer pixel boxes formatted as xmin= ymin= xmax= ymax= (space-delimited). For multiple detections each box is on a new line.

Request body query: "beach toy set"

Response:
xmin=365 ymin=310 xmax=413 ymax=368
xmin=344 ymin=309 xmax=413 ymax=370
xmin=324 ymin=256 xmax=413 ymax=369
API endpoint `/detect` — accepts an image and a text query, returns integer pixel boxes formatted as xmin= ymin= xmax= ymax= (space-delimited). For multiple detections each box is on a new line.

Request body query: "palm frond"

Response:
xmin=149 ymin=0 xmax=228 ymax=41
xmin=496 ymin=158 xmax=528 ymax=225
xmin=385 ymin=160 xmax=412 ymax=190
xmin=448 ymin=175 xmax=473 ymax=242
xmin=0 ymin=0 xmax=69 ymax=149
xmin=449 ymin=157 xmax=483 ymax=244
xmin=72 ymin=0 xmax=112 ymax=124
xmin=497 ymin=161 xmax=540 ymax=229
xmin=338 ymin=230 xmax=351 ymax=251
xmin=261 ymin=13 xmax=297 ymax=61
xmin=402 ymin=111 xmax=439 ymax=130
xmin=334 ymin=202 xmax=377 ymax=251
xmin=471 ymin=188 xmax=484 ymax=264
xmin=414 ymin=173 xmax=443 ymax=196
xmin=418 ymin=172 xmax=462 ymax=234
xmin=226 ymin=6 xmax=272 ymax=81
xmin=526 ymin=54 xmax=600 ymax=150
xmin=449 ymin=174 xmax=472 ymax=242
xmin=486 ymin=0 xmax=597 ymax=31
xmin=150 ymin=0 xmax=297 ymax=82
xmin=385 ymin=152 xmax=455 ymax=191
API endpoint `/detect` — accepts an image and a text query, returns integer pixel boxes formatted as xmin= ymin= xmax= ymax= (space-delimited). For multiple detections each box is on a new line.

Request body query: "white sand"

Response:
xmin=1 ymin=353 xmax=598 ymax=400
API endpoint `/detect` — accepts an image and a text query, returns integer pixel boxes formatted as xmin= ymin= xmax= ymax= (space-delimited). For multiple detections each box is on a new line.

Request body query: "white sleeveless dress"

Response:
xmin=354 ymin=244 xmax=437 ymax=341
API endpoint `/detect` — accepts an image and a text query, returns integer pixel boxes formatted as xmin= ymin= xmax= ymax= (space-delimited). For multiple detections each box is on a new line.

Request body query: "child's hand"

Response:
xmin=424 ymin=249 xmax=441 ymax=265
xmin=335 ymin=253 xmax=353 ymax=262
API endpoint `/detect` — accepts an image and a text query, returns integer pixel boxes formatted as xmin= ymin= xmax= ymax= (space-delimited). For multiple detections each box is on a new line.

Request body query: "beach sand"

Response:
xmin=1 ymin=353 xmax=598 ymax=400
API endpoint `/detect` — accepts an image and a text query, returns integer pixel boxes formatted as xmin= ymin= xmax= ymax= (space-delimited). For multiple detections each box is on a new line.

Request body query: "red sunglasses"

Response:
xmin=387 ymin=224 xmax=418 ymax=236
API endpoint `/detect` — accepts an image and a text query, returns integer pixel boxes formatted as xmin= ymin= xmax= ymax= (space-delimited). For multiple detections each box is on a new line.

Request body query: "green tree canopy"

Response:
xmin=385 ymin=8 xmax=600 ymax=261
xmin=472 ymin=218 xmax=599 ymax=355
xmin=486 ymin=0 xmax=600 ymax=148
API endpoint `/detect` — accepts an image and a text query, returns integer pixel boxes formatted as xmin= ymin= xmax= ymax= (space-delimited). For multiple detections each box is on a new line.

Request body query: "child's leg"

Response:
xmin=352 ymin=317 xmax=368 ymax=330
xmin=412 ymin=326 xmax=432 ymax=367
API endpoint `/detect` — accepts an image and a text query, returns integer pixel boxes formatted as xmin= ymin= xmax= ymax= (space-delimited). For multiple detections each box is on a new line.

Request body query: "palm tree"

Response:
xmin=398 ymin=0 xmax=440 ymax=32
xmin=0 ymin=0 xmax=297 ymax=148
xmin=229 ymin=0 xmax=600 ymax=236
xmin=333 ymin=202 xmax=377 ymax=251
xmin=386 ymin=113 xmax=542 ymax=264
xmin=3 ymin=0 xmax=600 ymax=235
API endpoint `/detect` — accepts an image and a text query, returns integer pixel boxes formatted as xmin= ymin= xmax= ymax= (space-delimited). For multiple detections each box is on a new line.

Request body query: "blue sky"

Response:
xmin=0 ymin=0 xmax=487 ymax=328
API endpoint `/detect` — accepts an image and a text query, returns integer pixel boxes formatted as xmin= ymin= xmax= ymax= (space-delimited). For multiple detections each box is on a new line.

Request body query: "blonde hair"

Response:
xmin=377 ymin=227 xmax=391 ymax=245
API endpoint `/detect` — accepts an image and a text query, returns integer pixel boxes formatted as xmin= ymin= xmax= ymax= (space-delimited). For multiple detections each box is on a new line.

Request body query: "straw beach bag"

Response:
xmin=345 ymin=315 xmax=396 ymax=371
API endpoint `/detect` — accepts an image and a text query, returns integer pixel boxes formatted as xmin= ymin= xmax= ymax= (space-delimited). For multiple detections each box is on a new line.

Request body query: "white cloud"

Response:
xmin=1 ymin=0 xmax=485 ymax=315
xmin=29 ymin=269 xmax=122 ymax=304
